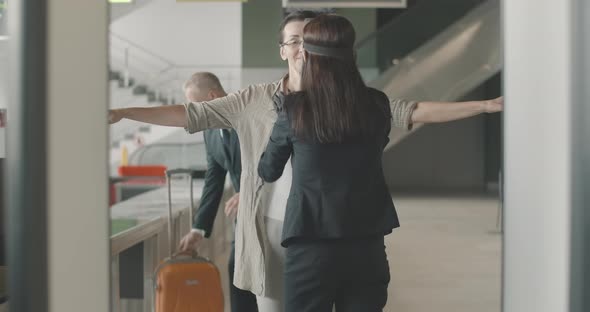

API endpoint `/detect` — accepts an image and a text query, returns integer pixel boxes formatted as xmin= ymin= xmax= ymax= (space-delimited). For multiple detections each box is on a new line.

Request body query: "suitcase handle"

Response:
xmin=166 ymin=168 xmax=199 ymax=178
xmin=166 ymin=168 xmax=198 ymax=258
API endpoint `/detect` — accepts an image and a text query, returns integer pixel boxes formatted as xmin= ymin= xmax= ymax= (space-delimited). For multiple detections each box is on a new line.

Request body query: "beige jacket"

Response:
xmin=184 ymin=77 xmax=417 ymax=296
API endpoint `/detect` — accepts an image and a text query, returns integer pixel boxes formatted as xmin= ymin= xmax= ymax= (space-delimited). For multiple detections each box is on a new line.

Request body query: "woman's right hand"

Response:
xmin=484 ymin=96 xmax=504 ymax=113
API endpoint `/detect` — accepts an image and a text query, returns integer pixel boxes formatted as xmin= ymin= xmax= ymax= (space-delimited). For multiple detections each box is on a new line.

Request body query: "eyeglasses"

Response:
xmin=280 ymin=38 xmax=303 ymax=48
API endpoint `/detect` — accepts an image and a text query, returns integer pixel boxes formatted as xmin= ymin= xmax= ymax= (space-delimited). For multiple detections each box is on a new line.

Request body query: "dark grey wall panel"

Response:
xmin=6 ymin=0 xmax=48 ymax=311
xmin=383 ymin=115 xmax=485 ymax=192
xmin=382 ymin=80 xmax=502 ymax=192
xmin=570 ymin=0 xmax=590 ymax=310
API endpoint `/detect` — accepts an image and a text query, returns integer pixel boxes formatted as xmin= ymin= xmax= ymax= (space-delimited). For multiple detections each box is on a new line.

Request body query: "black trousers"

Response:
xmin=284 ymin=236 xmax=390 ymax=312
xmin=228 ymin=240 xmax=259 ymax=312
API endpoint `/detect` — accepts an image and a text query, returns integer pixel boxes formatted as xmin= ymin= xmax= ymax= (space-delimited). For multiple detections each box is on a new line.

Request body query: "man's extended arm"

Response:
xmin=108 ymin=105 xmax=187 ymax=127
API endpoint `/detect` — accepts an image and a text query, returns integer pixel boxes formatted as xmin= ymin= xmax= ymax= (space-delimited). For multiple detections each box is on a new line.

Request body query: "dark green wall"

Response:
xmin=376 ymin=0 xmax=484 ymax=71
xmin=242 ymin=0 xmax=284 ymax=67
xmin=335 ymin=8 xmax=377 ymax=68
xmin=242 ymin=2 xmax=378 ymax=68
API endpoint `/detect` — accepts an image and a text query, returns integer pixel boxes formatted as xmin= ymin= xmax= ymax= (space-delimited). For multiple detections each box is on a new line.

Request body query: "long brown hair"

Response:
xmin=289 ymin=14 xmax=380 ymax=143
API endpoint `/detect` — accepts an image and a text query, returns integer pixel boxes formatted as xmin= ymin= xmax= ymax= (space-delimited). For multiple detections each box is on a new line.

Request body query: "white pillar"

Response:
xmin=47 ymin=0 xmax=109 ymax=311
xmin=503 ymin=1 xmax=572 ymax=312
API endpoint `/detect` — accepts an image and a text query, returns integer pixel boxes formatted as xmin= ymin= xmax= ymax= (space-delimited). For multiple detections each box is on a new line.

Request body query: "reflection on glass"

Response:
xmin=0 ymin=0 xmax=5 ymax=40
xmin=0 ymin=1 xmax=5 ymax=25
xmin=111 ymin=219 xmax=138 ymax=236
xmin=0 ymin=0 xmax=7 ymax=307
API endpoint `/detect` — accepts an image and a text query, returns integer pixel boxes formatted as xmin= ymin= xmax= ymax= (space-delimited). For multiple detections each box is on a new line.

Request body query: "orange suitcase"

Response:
xmin=154 ymin=169 xmax=224 ymax=312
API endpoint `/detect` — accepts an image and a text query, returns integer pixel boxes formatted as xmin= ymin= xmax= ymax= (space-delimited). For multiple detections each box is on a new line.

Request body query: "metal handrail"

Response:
xmin=110 ymin=32 xmax=241 ymax=73
xmin=111 ymin=32 xmax=176 ymax=67
xmin=110 ymin=31 xmax=242 ymax=94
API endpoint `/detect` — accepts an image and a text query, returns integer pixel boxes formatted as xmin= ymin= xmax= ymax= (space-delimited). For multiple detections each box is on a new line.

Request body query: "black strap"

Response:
xmin=303 ymin=42 xmax=353 ymax=60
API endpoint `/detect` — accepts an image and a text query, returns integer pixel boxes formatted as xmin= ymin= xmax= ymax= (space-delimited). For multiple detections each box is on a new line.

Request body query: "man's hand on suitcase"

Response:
xmin=178 ymin=230 xmax=204 ymax=253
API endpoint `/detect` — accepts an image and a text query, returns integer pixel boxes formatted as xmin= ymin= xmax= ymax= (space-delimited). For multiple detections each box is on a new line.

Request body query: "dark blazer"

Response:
xmin=257 ymin=88 xmax=399 ymax=247
xmin=193 ymin=128 xmax=241 ymax=237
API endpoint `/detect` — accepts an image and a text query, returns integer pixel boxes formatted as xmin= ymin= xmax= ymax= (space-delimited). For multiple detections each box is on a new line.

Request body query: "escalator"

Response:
xmin=356 ymin=0 xmax=501 ymax=149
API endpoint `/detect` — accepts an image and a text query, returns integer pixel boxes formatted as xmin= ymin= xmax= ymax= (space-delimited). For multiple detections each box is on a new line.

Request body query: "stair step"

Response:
xmin=109 ymin=70 xmax=121 ymax=81
xmin=118 ymin=77 xmax=135 ymax=88
xmin=132 ymin=85 xmax=148 ymax=95
xmin=146 ymin=91 xmax=157 ymax=102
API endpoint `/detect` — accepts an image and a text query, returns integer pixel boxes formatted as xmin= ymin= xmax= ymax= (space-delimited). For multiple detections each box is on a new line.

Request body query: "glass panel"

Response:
xmin=355 ymin=2 xmax=503 ymax=312
xmin=128 ymin=142 xmax=207 ymax=170
xmin=107 ymin=6 xmax=238 ymax=309
xmin=0 ymin=0 xmax=8 ymax=311
xmin=111 ymin=219 xmax=139 ymax=236
xmin=0 ymin=0 xmax=8 ymax=306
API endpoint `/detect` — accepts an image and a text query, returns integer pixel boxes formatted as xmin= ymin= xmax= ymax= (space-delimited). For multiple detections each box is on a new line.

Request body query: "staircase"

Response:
xmin=357 ymin=0 xmax=501 ymax=150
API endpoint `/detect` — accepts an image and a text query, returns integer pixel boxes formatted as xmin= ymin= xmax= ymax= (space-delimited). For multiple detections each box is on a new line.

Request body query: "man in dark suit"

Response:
xmin=178 ymin=72 xmax=258 ymax=312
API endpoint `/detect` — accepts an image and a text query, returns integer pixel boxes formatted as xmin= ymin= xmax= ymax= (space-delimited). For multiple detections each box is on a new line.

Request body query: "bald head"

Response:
xmin=183 ymin=72 xmax=226 ymax=102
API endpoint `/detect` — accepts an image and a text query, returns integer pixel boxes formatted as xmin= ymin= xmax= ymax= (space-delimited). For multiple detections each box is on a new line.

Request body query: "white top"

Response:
xmin=259 ymin=159 xmax=292 ymax=221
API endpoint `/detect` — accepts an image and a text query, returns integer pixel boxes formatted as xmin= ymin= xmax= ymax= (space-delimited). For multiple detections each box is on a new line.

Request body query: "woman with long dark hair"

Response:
xmin=258 ymin=14 xmax=397 ymax=312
